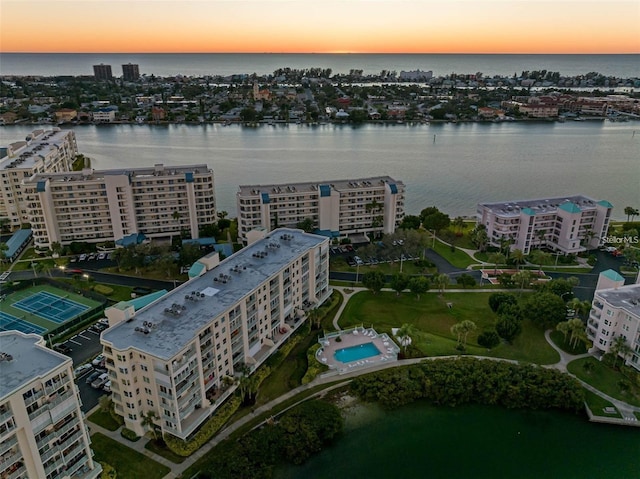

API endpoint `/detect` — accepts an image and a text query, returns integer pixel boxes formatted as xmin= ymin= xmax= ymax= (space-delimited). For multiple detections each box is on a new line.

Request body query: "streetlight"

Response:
xmin=400 ymin=254 xmax=405 ymax=273
xmin=355 ymin=263 xmax=360 ymax=284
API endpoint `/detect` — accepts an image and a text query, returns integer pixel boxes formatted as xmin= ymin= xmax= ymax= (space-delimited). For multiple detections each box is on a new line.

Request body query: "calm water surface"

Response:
xmin=2 ymin=122 xmax=637 ymax=219
xmin=276 ymin=402 xmax=640 ymax=479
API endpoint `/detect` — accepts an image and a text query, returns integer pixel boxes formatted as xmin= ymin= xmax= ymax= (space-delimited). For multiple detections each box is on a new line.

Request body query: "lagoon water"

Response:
xmin=2 ymin=122 xmax=638 ymax=219
xmin=276 ymin=402 xmax=640 ymax=479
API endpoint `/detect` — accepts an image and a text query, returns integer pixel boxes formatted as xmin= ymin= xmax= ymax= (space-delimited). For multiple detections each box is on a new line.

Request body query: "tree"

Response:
xmin=420 ymin=207 xmax=451 ymax=232
xmin=610 ymin=335 xmax=632 ymax=368
xmin=455 ymin=273 xmax=476 ymax=288
xmin=624 ymin=206 xmax=639 ymax=223
xmin=536 ymin=229 xmax=547 ymax=247
xmin=390 ymin=273 xmax=409 ymax=296
xmin=470 ymin=224 xmax=489 ymax=252
xmin=307 ymin=308 xmax=322 ymax=330
xmin=511 ymin=249 xmax=526 ymax=270
xmin=99 ymin=396 xmax=113 ymax=414
xmin=141 ymin=410 xmax=160 ymax=440
xmin=399 ymin=215 xmax=421 ymax=230
xmin=397 ymin=323 xmax=416 ymax=354
xmin=362 ymin=271 xmax=385 ymax=295
xmin=569 ymin=298 xmax=591 ymax=320
xmin=0 ymin=217 xmax=10 ymax=234
xmin=453 ymin=216 xmax=465 ymax=234
xmin=488 ymin=292 xmax=517 ymax=312
xmin=477 ymin=330 xmax=500 ymax=349
xmin=556 ymin=320 xmax=571 ymax=343
xmin=408 ymin=276 xmax=429 ymax=300
xmin=530 ymin=249 xmax=551 ymax=273
xmin=50 ymin=241 xmax=63 ymax=257
xmin=0 ymin=242 xmax=8 ymax=262
xmin=487 ymin=252 xmax=506 ymax=275
xmin=512 ymin=270 xmax=532 ymax=290
xmin=522 ymin=292 xmax=566 ymax=329
xmin=496 ymin=316 xmax=522 ymax=342
xmin=451 ymin=320 xmax=477 ymax=349
xmin=296 ymin=217 xmax=315 ymax=233
xmin=433 ymin=273 xmax=449 ymax=296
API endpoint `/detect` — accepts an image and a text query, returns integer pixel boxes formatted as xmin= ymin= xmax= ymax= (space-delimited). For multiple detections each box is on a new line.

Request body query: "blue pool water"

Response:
xmin=334 ymin=343 xmax=381 ymax=363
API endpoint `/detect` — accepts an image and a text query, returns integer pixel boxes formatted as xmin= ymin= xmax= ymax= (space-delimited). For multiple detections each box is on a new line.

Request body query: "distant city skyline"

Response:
xmin=1 ymin=0 xmax=638 ymax=54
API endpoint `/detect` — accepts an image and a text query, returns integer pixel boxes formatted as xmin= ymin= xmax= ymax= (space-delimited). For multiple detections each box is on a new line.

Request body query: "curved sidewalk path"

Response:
xmin=543 ymin=330 xmax=640 ymax=420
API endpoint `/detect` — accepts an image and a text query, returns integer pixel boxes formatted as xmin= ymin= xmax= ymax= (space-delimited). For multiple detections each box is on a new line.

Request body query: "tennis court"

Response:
xmin=0 ymin=311 xmax=47 ymax=335
xmin=13 ymin=291 xmax=89 ymax=324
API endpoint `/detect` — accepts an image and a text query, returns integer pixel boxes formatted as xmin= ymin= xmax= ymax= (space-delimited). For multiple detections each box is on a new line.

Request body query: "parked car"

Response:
xmin=74 ymin=364 xmax=93 ymax=376
xmin=102 ymin=381 xmax=112 ymax=393
xmin=354 ymin=255 xmax=364 ymax=265
xmin=87 ymin=253 xmax=97 ymax=261
xmin=91 ymin=373 xmax=109 ymax=389
xmin=53 ymin=343 xmax=72 ymax=354
xmin=97 ymin=253 xmax=107 ymax=260
xmin=91 ymin=354 xmax=105 ymax=367
xmin=85 ymin=371 xmax=102 ymax=384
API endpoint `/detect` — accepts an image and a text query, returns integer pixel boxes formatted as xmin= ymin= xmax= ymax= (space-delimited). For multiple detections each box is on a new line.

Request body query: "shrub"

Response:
xmin=477 ymin=330 xmax=500 ymax=349
xmin=99 ymin=462 xmax=117 ymax=479
xmin=164 ymin=395 xmax=242 ymax=457
xmin=488 ymin=292 xmax=517 ymax=313
xmin=120 ymin=428 xmax=140 ymax=442
xmin=93 ymin=284 xmax=114 ymax=296
xmin=302 ymin=343 xmax=328 ymax=384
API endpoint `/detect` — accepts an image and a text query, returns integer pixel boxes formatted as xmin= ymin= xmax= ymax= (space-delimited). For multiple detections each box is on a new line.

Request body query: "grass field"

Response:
xmin=337 ymin=291 xmax=559 ymax=364
xmin=583 ymin=390 xmax=622 ymax=418
xmin=567 ymin=357 xmax=640 ymax=407
xmin=430 ymin=239 xmax=477 ymax=268
xmin=91 ymin=433 xmax=170 ymax=479
xmin=0 ymin=284 xmax=102 ymax=333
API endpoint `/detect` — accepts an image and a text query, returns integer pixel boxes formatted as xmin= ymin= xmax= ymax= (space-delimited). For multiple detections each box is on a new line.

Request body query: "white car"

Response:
xmin=91 ymin=373 xmax=109 ymax=389
xmin=91 ymin=354 xmax=105 ymax=367
xmin=97 ymin=253 xmax=107 ymax=260
xmin=102 ymin=381 xmax=112 ymax=393
xmin=74 ymin=364 xmax=93 ymax=376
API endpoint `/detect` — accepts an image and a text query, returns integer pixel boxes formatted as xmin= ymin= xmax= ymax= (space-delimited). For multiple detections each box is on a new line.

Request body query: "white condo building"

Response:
xmin=0 ymin=129 xmax=78 ymax=229
xmin=0 ymin=331 xmax=102 ymax=479
xmin=587 ymin=270 xmax=640 ymax=371
xmin=477 ymin=195 xmax=613 ymax=255
xmin=100 ymin=228 xmax=332 ymax=439
xmin=23 ymin=164 xmax=216 ymax=248
xmin=237 ymin=177 xmax=405 ymax=245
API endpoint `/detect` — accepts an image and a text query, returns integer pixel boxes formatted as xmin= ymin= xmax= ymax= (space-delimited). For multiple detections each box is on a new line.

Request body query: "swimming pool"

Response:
xmin=334 ymin=342 xmax=381 ymax=363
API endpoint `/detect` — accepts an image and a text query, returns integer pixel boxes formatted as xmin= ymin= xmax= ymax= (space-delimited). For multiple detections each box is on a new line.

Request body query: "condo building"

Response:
xmin=100 ymin=228 xmax=332 ymax=439
xmin=121 ymin=64 xmax=140 ymax=82
xmin=237 ymin=177 xmax=405 ymax=245
xmin=0 ymin=129 xmax=78 ymax=229
xmin=0 ymin=331 xmax=102 ymax=479
xmin=477 ymin=195 xmax=613 ymax=255
xmin=587 ymin=273 xmax=640 ymax=372
xmin=92 ymin=64 xmax=112 ymax=81
xmin=23 ymin=164 xmax=216 ymax=249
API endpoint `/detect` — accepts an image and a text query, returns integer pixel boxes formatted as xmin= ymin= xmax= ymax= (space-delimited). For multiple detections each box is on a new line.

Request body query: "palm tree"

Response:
xmin=307 ymin=308 xmax=322 ymax=330
xmin=487 ymin=252 xmax=506 ymax=275
xmin=530 ymin=249 xmax=551 ymax=274
xmin=512 ymin=269 xmax=532 ymax=290
xmin=0 ymin=242 xmax=8 ymax=262
xmin=453 ymin=216 xmax=465 ymax=234
xmin=458 ymin=320 xmax=477 ymax=347
xmin=511 ymin=249 xmax=526 ymax=270
xmin=556 ymin=321 xmax=570 ymax=343
xmin=141 ymin=410 xmax=159 ymax=440
xmin=433 ymin=273 xmax=449 ymax=296
xmin=397 ymin=323 xmax=416 ymax=354
xmin=624 ymin=206 xmax=639 ymax=223
xmin=569 ymin=298 xmax=591 ymax=320
xmin=610 ymin=335 xmax=632 ymax=368
xmin=536 ymin=229 xmax=547 ymax=247
xmin=50 ymin=241 xmax=64 ymax=258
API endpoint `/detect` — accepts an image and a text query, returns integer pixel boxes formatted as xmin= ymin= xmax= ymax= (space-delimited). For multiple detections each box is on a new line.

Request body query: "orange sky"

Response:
xmin=1 ymin=0 xmax=639 ymax=53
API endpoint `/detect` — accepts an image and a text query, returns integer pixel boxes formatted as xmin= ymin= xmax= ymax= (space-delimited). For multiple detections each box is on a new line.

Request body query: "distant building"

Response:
xmin=23 ymin=164 xmax=216 ymax=248
xmin=91 ymin=107 xmax=116 ymax=123
xmin=100 ymin=228 xmax=332 ymax=439
xmin=477 ymin=195 xmax=613 ymax=255
xmin=399 ymin=70 xmax=433 ymax=81
xmin=587 ymin=271 xmax=640 ymax=371
xmin=0 ymin=128 xmax=78 ymax=229
xmin=54 ymin=108 xmax=78 ymax=123
xmin=122 ymin=63 xmax=140 ymax=82
xmin=0 ymin=331 xmax=102 ymax=478
xmin=92 ymin=64 xmax=112 ymax=81
xmin=237 ymin=177 xmax=405 ymax=245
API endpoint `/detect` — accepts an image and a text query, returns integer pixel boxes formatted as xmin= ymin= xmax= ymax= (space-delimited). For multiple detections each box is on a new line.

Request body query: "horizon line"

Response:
xmin=2 ymin=51 xmax=638 ymax=55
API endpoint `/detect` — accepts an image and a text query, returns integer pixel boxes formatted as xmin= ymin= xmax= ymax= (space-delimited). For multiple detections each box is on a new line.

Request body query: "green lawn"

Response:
xmin=91 ymin=433 xmax=170 ymax=479
xmin=583 ymin=390 xmax=622 ymax=418
xmin=337 ymin=291 xmax=559 ymax=364
xmin=567 ymin=357 xmax=640 ymax=407
xmin=330 ymin=256 xmax=435 ymax=276
xmin=88 ymin=410 xmax=121 ymax=431
xmin=145 ymin=438 xmax=186 ymax=464
xmin=429 ymin=240 xmax=477 ymax=268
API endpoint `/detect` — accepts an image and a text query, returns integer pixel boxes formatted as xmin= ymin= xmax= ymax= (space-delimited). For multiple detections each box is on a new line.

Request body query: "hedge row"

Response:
xmin=301 ymin=343 xmax=328 ymax=384
xmin=164 ymin=395 xmax=242 ymax=457
xmin=120 ymin=428 xmax=140 ymax=442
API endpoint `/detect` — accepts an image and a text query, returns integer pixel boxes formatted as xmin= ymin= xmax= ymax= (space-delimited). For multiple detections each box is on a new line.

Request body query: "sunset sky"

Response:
xmin=1 ymin=0 xmax=638 ymax=54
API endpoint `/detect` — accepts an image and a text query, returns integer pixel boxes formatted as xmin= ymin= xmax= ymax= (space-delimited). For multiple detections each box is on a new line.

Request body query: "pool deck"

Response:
xmin=317 ymin=327 xmax=400 ymax=373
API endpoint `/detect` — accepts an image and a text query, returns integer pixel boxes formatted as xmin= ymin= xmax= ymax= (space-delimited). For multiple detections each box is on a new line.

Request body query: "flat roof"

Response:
xmin=0 ymin=129 xmax=73 ymax=172
xmin=597 ymin=284 xmax=640 ymax=318
xmin=4 ymin=229 xmax=32 ymax=259
xmin=479 ymin=195 xmax=609 ymax=217
xmin=238 ymin=176 xmax=403 ymax=196
xmin=101 ymin=228 xmax=327 ymax=360
xmin=0 ymin=331 xmax=68 ymax=401
xmin=25 ymin=164 xmax=211 ymax=184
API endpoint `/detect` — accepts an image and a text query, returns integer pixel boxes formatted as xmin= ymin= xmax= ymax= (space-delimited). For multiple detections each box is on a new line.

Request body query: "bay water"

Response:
xmin=2 ymin=122 xmax=638 ymax=219
xmin=276 ymin=402 xmax=640 ymax=479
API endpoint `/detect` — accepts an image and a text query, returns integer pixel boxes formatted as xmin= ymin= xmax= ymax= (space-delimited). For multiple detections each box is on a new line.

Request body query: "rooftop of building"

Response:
xmin=238 ymin=176 xmax=403 ymax=196
xmin=101 ymin=228 xmax=327 ymax=360
xmin=0 ymin=128 xmax=74 ymax=172
xmin=24 ymin=163 xmax=212 ymax=184
xmin=0 ymin=331 xmax=68 ymax=401
xmin=479 ymin=195 xmax=611 ymax=217
xmin=596 ymin=283 xmax=640 ymax=318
